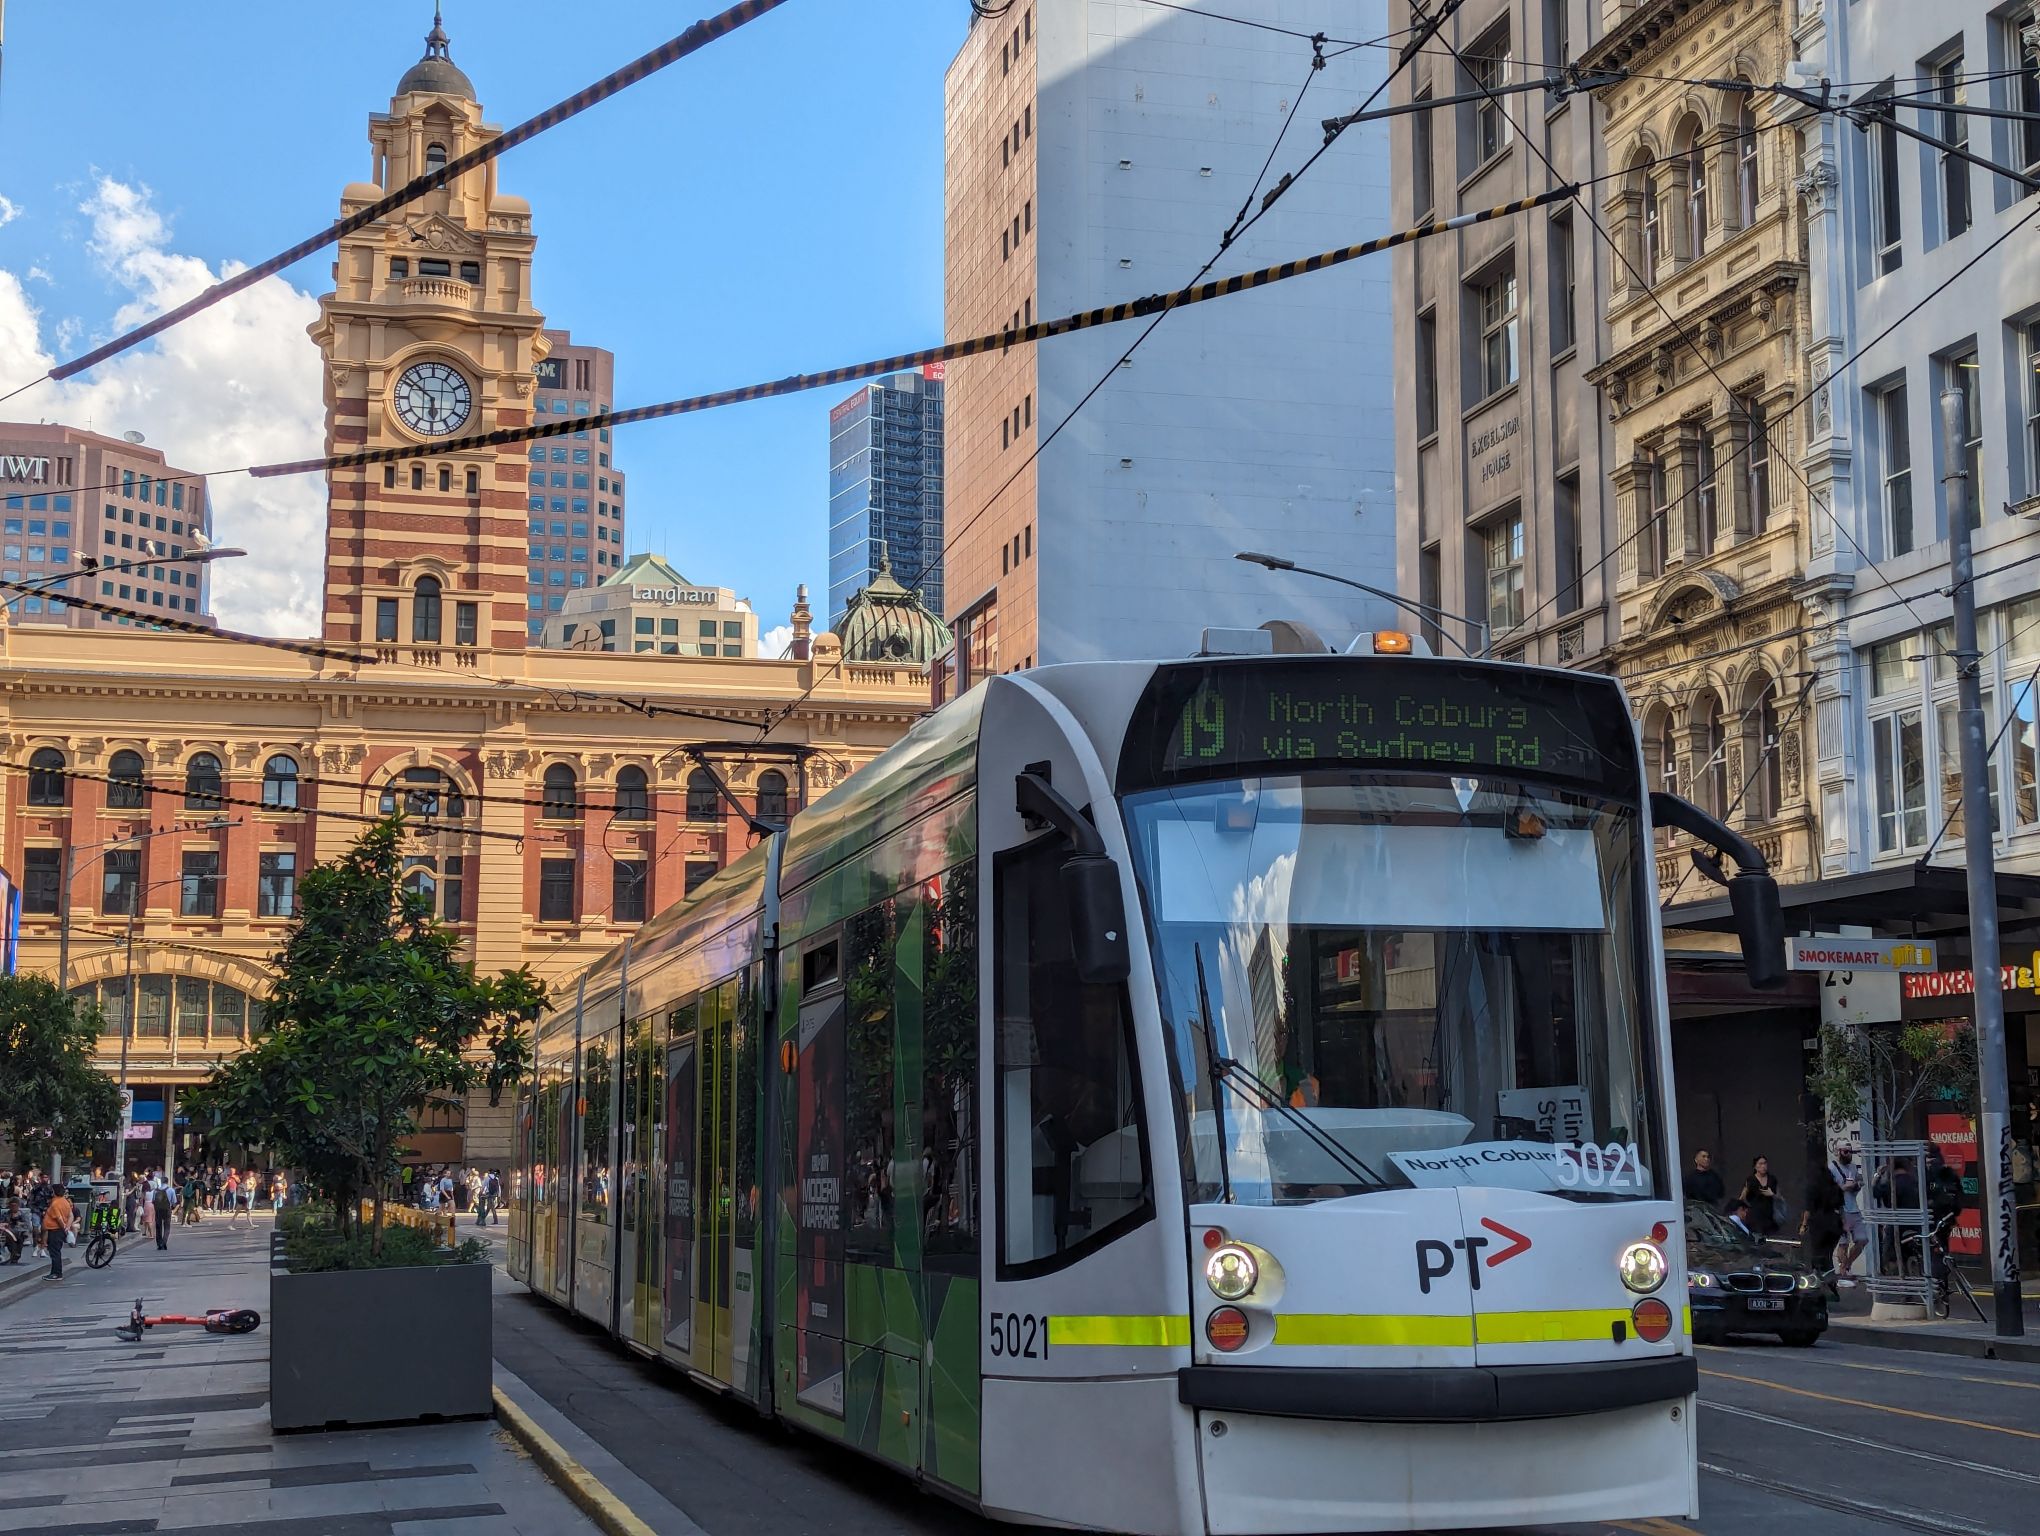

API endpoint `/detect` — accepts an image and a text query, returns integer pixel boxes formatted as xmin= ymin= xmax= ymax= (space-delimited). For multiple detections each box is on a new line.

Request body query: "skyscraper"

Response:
xmin=527 ymin=329 xmax=625 ymax=641
xmin=826 ymin=366 xmax=945 ymax=634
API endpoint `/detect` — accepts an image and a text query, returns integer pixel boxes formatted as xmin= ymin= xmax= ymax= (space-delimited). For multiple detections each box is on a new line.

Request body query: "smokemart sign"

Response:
xmin=1903 ymin=953 xmax=2040 ymax=999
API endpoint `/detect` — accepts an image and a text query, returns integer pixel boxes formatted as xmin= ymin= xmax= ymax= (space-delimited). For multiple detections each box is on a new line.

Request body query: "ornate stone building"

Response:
xmin=1581 ymin=0 xmax=1820 ymax=900
xmin=0 ymin=16 xmax=925 ymax=1171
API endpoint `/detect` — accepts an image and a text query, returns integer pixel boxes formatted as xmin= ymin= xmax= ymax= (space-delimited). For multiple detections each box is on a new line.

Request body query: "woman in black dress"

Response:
xmin=1741 ymin=1154 xmax=1782 ymax=1239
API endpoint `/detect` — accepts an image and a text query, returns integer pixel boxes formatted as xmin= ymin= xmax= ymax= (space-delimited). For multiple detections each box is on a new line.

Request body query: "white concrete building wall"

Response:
xmin=1030 ymin=0 xmax=1399 ymax=662
xmin=1800 ymin=0 xmax=2040 ymax=876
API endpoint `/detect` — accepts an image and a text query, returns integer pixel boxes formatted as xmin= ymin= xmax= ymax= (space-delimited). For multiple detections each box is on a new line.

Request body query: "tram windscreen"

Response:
xmin=1120 ymin=772 xmax=1665 ymax=1204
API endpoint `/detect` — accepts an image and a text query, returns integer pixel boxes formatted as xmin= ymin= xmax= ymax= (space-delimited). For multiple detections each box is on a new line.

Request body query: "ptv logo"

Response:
xmin=1414 ymin=1219 xmax=1532 ymax=1294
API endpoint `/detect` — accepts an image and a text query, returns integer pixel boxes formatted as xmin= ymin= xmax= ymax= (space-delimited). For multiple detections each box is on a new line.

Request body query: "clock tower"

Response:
xmin=310 ymin=6 xmax=546 ymax=651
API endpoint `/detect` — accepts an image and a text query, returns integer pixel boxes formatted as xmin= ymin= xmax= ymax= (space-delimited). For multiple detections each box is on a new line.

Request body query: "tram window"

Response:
xmin=580 ymin=1038 xmax=614 ymax=1225
xmin=995 ymin=839 xmax=1151 ymax=1276
xmin=922 ymin=863 xmax=980 ymax=1260
xmin=803 ymin=940 xmax=840 ymax=993
xmin=844 ymin=900 xmax=898 ymax=1260
xmin=619 ymin=1034 xmax=641 ymax=1235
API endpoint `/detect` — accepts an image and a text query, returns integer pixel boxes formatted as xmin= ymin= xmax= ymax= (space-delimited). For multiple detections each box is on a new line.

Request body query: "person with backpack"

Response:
xmin=151 ymin=1179 xmax=174 ymax=1249
xmin=181 ymin=1170 xmax=201 ymax=1225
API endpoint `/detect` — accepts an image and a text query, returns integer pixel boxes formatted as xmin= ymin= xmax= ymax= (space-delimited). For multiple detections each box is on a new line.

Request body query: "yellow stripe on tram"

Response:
xmin=1274 ymin=1313 xmax=1476 ymax=1348
xmin=1047 ymin=1314 xmax=1192 ymax=1348
xmin=1475 ymin=1308 xmax=1641 ymax=1345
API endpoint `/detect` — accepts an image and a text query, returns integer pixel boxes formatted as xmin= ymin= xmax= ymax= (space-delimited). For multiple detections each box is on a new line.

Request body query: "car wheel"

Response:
xmin=1780 ymin=1328 xmax=1821 ymax=1348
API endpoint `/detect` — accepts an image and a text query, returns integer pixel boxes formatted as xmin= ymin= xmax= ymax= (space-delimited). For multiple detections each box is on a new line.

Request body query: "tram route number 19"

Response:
xmin=988 ymin=1312 xmax=1049 ymax=1359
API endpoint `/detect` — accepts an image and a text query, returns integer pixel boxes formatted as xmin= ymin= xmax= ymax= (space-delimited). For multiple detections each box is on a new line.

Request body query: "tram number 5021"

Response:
xmin=988 ymin=1312 xmax=1049 ymax=1359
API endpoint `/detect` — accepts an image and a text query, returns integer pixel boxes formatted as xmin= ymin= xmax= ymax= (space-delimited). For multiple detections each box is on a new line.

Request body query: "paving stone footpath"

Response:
xmin=0 ymin=1209 xmax=597 ymax=1536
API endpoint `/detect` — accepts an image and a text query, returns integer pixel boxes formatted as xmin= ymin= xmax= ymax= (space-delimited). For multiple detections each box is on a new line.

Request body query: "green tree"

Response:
xmin=186 ymin=817 xmax=545 ymax=1255
xmin=0 ymin=974 xmax=122 ymax=1164
xmin=1809 ymin=1019 xmax=1979 ymax=1138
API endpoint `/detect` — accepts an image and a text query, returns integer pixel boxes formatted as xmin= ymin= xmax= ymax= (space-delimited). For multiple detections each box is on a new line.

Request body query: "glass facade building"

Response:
xmin=527 ymin=330 xmax=623 ymax=641
xmin=826 ymin=366 xmax=945 ymax=633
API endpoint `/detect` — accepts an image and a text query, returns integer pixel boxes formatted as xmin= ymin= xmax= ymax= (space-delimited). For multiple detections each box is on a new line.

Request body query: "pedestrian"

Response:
xmin=1725 ymin=1198 xmax=1755 ymax=1236
xmin=438 ymin=1167 xmax=455 ymax=1213
xmin=482 ymin=1169 xmax=502 ymax=1227
xmin=1829 ymin=1143 xmax=1867 ymax=1283
xmin=1682 ymin=1149 xmax=1725 ymax=1208
xmin=27 ymin=1173 xmax=52 ymax=1257
xmin=271 ymin=1174 xmax=287 ymax=1215
xmin=138 ymin=1176 xmax=156 ymax=1245
xmin=152 ymin=1179 xmax=173 ymax=1250
xmin=1740 ymin=1155 xmax=1783 ymax=1240
xmin=182 ymin=1170 xmax=201 ymax=1224
xmin=41 ymin=1184 xmax=74 ymax=1280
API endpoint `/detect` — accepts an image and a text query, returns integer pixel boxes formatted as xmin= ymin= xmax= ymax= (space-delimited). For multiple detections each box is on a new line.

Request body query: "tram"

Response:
xmin=508 ymin=633 xmax=1784 ymax=1534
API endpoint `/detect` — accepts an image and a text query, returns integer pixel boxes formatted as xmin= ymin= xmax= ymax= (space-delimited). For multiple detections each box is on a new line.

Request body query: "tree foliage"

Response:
xmin=185 ymin=817 xmax=545 ymax=1254
xmin=1810 ymin=1019 xmax=1978 ymax=1138
xmin=0 ymin=975 xmax=122 ymax=1161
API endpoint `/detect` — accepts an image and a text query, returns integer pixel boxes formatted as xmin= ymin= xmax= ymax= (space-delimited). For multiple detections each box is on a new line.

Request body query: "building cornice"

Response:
xmin=1579 ymin=0 xmax=1723 ymax=76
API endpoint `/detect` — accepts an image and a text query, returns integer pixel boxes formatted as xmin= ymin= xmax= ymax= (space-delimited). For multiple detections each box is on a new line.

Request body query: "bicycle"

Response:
xmin=85 ymin=1230 xmax=116 ymax=1270
xmin=1898 ymin=1212 xmax=1987 ymax=1322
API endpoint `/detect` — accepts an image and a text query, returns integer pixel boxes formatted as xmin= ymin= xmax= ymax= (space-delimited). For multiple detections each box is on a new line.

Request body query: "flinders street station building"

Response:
xmin=0 ymin=22 xmax=926 ymax=1169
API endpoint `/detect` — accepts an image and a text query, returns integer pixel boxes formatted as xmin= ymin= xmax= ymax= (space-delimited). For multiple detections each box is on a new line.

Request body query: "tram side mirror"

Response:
xmin=1729 ymin=871 xmax=1787 ymax=991
xmin=1651 ymin=791 xmax=1787 ymax=992
xmin=1061 ymin=853 xmax=1132 ymax=986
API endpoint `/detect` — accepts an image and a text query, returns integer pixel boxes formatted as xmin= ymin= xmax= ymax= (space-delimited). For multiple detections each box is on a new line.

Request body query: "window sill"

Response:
xmin=1456 ymin=147 xmax=1513 ymax=200
xmin=1416 ymin=429 xmax=1440 ymax=452
xmin=1465 ymin=379 xmax=1520 ymax=417
xmin=1550 ymin=343 xmax=1578 ymax=368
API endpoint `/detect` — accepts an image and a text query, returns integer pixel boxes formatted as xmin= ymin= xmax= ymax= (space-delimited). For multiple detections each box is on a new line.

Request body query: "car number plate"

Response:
xmin=1747 ymin=1297 xmax=1784 ymax=1311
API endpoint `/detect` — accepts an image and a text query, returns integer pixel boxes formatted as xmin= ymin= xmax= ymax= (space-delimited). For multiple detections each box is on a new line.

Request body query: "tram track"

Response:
xmin=1697 ymin=1460 xmax=2008 ymax=1536
xmin=1702 ymin=1400 xmax=2040 ymax=1488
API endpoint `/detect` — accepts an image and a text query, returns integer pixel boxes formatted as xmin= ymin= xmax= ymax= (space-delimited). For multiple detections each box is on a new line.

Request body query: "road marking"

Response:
xmin=1698 ymin=1460 xmax=2006 ymax=1536
xmin=1698 ymin=1345 xmax=2040 ymax=1394
xmin=1701 ymin=1367 xmax=2040 ymax=1443
xmin=492 ymin=1384 xmax=659 ymax=1536
xmin=1704 ymin=1400 xmax=2040 ymax=1486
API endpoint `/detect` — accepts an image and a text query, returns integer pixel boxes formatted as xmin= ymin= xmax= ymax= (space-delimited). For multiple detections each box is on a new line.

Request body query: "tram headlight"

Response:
xmin=1617 ymin=1240 xmax=1668 ymax=1295
xmin=1205 ymin=1243 xmax=1259 ymax=1301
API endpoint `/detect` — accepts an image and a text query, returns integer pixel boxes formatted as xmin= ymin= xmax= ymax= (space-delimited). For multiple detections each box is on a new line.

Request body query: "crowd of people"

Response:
xmin=396 ymin=1164 xmax=504 ymax=1226
xmin=1682 ymin=1141 xmax=1965 ymax=1288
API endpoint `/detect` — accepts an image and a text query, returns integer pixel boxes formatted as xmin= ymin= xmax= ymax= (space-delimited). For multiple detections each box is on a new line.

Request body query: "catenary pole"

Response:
xmin=1942 ymin=387 xmax=2024 ymax=1336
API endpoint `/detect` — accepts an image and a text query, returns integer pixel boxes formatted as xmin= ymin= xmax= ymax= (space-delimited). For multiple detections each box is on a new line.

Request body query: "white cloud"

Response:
xmin=759 ymin=623 xmax=794 ymax=659
xmin=0 ymin=176 xmax=325 ymax=634
xmin=0 ymin=194 xmax=19 ymax=228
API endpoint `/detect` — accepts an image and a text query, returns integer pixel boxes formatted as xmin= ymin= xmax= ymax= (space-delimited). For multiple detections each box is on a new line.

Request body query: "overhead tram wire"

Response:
xmin=757 ymin=1 xmax=1471 ymax=740
xmin=0 ymin=574 xmax=373 ymax=664
xmin=0 ymin=0 xmax=793 ymax=400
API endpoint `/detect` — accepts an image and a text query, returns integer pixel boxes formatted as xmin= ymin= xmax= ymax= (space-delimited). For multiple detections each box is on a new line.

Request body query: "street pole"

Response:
xmin=114 ymin=906 xmax=138 ymax=1186
xmin=1942 ymin=387 xmax=2024 ymax=1337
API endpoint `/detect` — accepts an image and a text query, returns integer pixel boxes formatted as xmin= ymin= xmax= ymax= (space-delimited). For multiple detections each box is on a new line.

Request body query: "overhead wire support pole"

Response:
xmin=1940 ymin=388 xmax=2025 ymax=1338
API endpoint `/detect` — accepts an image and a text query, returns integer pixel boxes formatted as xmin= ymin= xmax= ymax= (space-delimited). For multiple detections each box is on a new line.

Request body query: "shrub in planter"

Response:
xmin=185 ymin=817 xmax=546 ymax=1429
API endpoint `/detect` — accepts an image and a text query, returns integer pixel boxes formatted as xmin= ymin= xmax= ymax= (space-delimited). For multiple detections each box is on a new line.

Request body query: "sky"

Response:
xmin=0 ymin=1 xmax=970 ymax=638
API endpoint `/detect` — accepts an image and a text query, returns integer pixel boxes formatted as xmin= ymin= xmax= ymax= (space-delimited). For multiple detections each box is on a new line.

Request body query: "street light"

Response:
xmin=1235 ymin=550 xmax=1491 ymax=658
xmin=109 ymin=864 xmax=223 ymax=1184
xmin=3 ymin=546 xmax=248 ymax=606
xmin=57 ymin=819 xmax=235 ymax=991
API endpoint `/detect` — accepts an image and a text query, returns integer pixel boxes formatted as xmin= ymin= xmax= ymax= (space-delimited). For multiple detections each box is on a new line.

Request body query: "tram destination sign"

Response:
xmin=1120 ymin=659 xmax=1639 ymax=796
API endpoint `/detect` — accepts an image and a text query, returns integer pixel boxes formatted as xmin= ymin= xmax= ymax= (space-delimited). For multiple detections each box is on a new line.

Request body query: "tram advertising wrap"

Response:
xmin=504 ymin=652 xmax=1771 ymax=1534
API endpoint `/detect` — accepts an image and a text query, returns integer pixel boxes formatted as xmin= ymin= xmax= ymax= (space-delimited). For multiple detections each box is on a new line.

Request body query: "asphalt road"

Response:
xmin=484 ymin=1233 xmax=2039 ymax=1536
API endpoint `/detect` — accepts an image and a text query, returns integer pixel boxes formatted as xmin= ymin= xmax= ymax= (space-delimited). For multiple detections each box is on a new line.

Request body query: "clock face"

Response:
xmin=392 ymin=361 xmax=474 ymax=437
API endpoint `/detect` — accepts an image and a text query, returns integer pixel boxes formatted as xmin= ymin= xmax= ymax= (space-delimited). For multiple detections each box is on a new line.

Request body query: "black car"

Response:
xmin=1684 ymin=1201 xmax=1828 ymax=1346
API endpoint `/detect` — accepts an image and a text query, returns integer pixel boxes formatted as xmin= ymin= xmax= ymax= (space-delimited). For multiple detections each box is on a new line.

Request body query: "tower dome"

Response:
xmin=396 ymin=3 xmax=474 ymax=99
xmin=835 ymin=544 xmax=953 ymax=666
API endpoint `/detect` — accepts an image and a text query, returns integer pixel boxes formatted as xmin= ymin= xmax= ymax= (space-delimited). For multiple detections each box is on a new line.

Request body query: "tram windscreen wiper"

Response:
xmin=1199 ymin=1039 xmax=1392 ymax=1192
xmin=1192 ymin=943 xmax=1235 ymax=1205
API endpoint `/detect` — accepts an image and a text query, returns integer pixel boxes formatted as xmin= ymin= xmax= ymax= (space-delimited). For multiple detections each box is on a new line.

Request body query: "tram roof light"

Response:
xmin=1372 ymin=630 xmax=1413 ymax=654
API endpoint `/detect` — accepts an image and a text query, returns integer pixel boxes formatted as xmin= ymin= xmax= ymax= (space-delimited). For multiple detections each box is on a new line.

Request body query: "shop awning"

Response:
xmin=1663 ymin=863 xmax=2040 ymax=942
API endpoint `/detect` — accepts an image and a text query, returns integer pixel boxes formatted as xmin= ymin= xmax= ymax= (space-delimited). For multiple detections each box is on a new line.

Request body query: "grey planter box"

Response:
xmin=270 ymin=1260 xmax=491 ymax=1430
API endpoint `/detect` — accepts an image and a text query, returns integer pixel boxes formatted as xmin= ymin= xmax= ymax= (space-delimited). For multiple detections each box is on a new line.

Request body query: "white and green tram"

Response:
xmin=508 ymin=640 xmax=1784 ymax=1533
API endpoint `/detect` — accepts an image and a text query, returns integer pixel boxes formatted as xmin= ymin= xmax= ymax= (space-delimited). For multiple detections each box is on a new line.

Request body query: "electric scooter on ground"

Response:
xmin=115 ymin=1298 xmax=261 ymax=1342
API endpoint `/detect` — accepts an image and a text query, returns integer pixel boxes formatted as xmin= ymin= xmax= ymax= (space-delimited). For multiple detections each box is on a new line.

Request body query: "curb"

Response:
xmin=492 ymin=1383 xmax=659 ymax=1536
xmin=1825 ymin=1320 xmax=2040 ymax=1365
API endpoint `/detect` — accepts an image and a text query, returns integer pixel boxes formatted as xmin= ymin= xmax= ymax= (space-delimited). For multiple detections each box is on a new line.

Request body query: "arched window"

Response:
xmin=1656 ymin=718 xmax=1679 ymax=798
xmin=1682 ymin=124 xmax=1709 ymax=258
xmin=425 ymin=141 xmax=448 ymax=174
xmin=413 ymin=575 xmax=442 ymax=643
xmin=614 ymin=765 xmax=649 ymax=822
xmin=1734 ymin=95 xmax=1759 ymax=227
xmin=542 ymin=763 xmax=580 ymax=820
xmin=261 ymin=754 xmax=300 ymax=810
xmin=379 ymin=766 xmax=467 ymax=820
xmin=686 ymin=768 xmax=720 ymax=822
xmin=1748 ymin=680 xmax=1783 ymax=822
xmin=27 ymin=747 xmax=67 ymax=808
xmin=756 ymin=770 xmax=789 ymax=824
xmin=1634 ymin=150 xmax=1663 ymax=281
xmin=107 ymin=750 xmax=146 ymax=810
xmin=1698 ymin=695 xmax=1728 ymax=820
xmin=184 ymin=751 xmax=223 ymax=810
